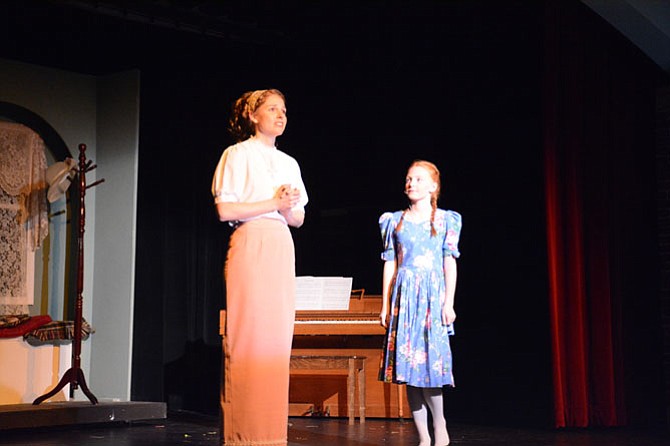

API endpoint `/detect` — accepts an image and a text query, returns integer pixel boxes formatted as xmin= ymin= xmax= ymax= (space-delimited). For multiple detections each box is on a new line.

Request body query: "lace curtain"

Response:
xmin=0 ymin=122 xmax=48 ymax=311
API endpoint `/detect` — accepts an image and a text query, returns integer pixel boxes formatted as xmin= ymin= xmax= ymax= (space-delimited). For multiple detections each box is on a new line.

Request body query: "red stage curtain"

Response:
xmin=544 ymin=0 xmax=659 ymax=427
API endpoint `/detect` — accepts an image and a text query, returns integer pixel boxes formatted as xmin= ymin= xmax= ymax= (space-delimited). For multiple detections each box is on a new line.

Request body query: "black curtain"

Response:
xmin=130 ymin=2 xmax=552 ymax=423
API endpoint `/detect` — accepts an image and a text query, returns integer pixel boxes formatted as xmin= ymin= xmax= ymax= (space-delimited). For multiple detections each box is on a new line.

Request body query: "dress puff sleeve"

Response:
xmin=211 ymin=146 xmax=242 ymax=204
xmin=443 ymin=210 xmax=462 ymax=259
xmin=379 ymin=212 xmax=397 ymax=262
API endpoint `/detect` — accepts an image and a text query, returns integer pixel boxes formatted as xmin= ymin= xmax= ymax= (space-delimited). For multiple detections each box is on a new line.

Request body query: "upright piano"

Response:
xmin=291 ymin=292 xmax=408 ymax=419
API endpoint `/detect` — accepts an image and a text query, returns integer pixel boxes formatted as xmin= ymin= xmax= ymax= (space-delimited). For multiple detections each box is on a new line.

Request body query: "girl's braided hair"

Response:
xmin=395 ymin=160 xmax=441 ymax=237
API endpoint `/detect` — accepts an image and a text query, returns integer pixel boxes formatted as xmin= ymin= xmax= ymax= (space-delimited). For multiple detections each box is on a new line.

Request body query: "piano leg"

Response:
xmin=398 ymin=384 xmax=404 ymax=419
xmin=357 ymin=359 xmax=366 ymax=423
xmin=348 ymin=359 xmax=355 ymax=425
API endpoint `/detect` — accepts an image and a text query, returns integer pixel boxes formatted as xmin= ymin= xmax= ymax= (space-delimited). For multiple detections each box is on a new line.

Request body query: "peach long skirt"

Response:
xmin=221 ymin=218 xmax=296 ymax=446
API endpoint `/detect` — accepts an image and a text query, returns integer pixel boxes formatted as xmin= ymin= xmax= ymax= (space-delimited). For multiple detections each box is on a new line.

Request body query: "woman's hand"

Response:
xmin=215 ymin=184 xmax=301 ymax=223
xmin=275 ymin=184 xmax=304 ymax=227
xmin=274 ymin=184 xmax=300 ymax=212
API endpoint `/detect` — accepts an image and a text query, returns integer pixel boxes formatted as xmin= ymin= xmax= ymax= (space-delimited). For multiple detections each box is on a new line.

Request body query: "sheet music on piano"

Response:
xmin=295 ymin=276 xmax=353 ymax=311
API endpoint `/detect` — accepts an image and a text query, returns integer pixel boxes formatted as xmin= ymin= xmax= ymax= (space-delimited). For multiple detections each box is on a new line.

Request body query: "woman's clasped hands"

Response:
xmin=275 ymin=184 xmax=301 ymax=212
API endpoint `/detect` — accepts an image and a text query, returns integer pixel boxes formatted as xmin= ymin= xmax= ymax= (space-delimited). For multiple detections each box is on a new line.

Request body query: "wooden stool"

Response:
xmin=290 ymin=355 xmax=366 ymax=424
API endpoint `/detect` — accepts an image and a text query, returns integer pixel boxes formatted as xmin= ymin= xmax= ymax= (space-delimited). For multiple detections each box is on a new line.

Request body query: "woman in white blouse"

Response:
xmin=211 ymin=89 xmax=308 ymax=446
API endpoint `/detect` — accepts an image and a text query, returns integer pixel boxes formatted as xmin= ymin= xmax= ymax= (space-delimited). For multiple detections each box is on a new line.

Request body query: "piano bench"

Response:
xmin=289 ymin=355 xmax=366 ymax=425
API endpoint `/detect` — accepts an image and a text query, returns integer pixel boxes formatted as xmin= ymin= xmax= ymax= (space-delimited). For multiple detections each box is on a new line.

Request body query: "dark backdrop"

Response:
xmin=131 ymin=1 xmax=550 ymax=425
xmin=0 ymin=0 xmax=665 ymax=428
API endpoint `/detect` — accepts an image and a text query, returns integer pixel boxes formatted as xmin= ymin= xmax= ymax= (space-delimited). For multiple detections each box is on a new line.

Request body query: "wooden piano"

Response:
xmin=290 ymin=291 xmax=409 ymax=419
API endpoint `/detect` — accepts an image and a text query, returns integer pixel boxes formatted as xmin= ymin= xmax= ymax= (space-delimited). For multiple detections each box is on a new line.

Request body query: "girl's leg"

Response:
xmin=422 ymin=387 xmax=449 ymax=446
xmin=406 ymin=385 xmax=431 ymax=446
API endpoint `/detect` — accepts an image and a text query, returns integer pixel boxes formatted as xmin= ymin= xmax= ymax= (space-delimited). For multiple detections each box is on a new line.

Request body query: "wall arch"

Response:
xmin=0 ymin=101 xmax=71 ymax=159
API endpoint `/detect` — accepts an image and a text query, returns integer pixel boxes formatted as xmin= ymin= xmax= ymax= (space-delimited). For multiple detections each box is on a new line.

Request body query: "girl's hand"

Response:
xmin=442 ymin=306 xmax=456 ymax=326
xmin=379 ymin=311 xmax=387 ymax=328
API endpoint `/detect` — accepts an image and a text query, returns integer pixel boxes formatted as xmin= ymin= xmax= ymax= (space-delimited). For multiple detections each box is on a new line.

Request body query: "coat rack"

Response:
xmin=33 ymin=143 xmax=105 ymax=405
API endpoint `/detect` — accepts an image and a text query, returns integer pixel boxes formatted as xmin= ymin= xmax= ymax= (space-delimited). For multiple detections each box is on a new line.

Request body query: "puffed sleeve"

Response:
xmin=211 ymin=146 xmax=241 ymax=204
xmin=443 ymin=210 xmax=462 ymax=259
xmin=379 ymin=212 xmax=396 ymax=261
xmin=289 ymin=157 xmax=309 ymax=210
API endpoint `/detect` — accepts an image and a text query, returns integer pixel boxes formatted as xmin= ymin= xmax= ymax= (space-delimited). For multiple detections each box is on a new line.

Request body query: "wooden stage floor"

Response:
xmin=1 ymin=409 xmax=668 ymax=446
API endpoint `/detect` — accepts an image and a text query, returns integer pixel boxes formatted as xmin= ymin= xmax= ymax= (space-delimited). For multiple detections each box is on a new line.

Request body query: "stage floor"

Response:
xmin=1 ymin=411 xmax=668 ymax=446
xmin=0 ymin=401 xmax=167 ymax=430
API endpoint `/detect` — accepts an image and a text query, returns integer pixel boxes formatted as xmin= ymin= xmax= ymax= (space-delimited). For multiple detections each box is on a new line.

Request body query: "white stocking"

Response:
xmin=406 ymin=385 xmax=431 ymax=446
xmin=423 ymin=387 xmax=449 ymax=446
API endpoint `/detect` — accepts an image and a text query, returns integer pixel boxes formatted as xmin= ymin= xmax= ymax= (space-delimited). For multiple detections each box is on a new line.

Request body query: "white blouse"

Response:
xmin=211 ymin=138 xmax=308 ymax=225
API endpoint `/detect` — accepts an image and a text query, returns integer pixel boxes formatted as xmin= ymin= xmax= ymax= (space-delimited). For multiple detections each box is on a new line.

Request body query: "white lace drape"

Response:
xmin=0 ymin=122 xmax=48 ymax=309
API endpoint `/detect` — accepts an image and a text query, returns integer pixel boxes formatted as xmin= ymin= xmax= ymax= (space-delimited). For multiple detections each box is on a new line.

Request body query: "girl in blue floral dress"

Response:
xmin=379 ymin=160 xmax=462 ymax=446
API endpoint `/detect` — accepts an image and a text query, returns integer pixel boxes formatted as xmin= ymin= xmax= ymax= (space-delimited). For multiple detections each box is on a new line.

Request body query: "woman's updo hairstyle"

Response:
xmin=228 ymin=88 xmax=286 ymax=142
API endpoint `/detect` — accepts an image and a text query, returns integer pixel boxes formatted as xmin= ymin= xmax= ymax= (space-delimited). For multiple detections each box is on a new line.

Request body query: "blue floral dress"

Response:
xmin=378 ymin=209 xmax=462 ymax=388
